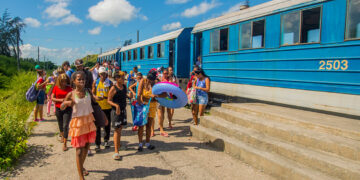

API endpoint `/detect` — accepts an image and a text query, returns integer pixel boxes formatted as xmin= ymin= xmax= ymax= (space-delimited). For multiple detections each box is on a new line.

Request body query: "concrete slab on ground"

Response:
xmin=2 ymin=105 xmax=273 ymax=180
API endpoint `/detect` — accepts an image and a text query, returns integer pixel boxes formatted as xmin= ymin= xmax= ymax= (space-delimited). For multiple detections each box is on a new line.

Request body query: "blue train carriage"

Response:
xmin=191 ymin=0 xmax=360 ymax=116
xmin=97 ymin=48 xmax=121 ymax=66
xmin=119 ymin=27 xmax=193 ymax=89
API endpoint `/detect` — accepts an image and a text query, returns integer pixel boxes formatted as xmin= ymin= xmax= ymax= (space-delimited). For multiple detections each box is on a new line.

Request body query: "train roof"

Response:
xmin=120 ymin=28 xmax=187 ymax=52
xmin=192 ymin=0 xmax=326 ymax=33
xmin=98 ymin=48 xmax=120 ymax=58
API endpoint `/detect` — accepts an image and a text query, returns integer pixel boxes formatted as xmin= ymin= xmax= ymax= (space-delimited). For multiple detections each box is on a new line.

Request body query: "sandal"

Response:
xmin=137 ymin=146 xmax=143 ymax=152
xmin=112 ymin=153 xmax=122 ymax=160
xmin=169 ymin=125 xmax=173 ymax=129
xmin=83 ymin=168 xmax=89 ymax=176
xmin=160 ymin=132 xmax=169 ymax=137
xmin=62 ymin=146 xmax=68 ymax=151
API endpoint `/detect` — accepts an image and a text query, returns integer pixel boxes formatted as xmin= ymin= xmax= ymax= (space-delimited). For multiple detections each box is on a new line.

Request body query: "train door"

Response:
xmin=169 ymin=39 xmax=175 ymax=68
xmin=194 ymin=33 xmax=202 ymax=66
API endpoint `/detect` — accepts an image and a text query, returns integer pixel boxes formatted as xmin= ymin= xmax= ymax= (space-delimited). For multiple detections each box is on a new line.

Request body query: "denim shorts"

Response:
xmin=37 ymin=90 xmax=46 ymax=105
xmin=196 ymin=93 xmax=208 ymax=105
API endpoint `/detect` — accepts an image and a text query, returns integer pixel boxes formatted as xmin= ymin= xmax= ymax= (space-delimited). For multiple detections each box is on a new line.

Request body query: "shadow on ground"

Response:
xmin=89 ymin=166 xmax=172 ymax=180
xmin=3 ymin=144 xmax=53 ymax=177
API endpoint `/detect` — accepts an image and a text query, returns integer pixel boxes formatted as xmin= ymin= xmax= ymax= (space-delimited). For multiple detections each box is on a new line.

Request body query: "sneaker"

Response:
xmin=39 ymin=118 xmax=44 ymax=122
xmin=87 ymin=150 xmax=93 ymax=156
xmin=34 ymin=119 xmax=39 ymax=122
xmin=104 ymin=141 xmax=110 ymax=149
xmin=146 ymin=144 xmax=155 ymax=150
xmin=95 ymin=145 xmax=101 ymax=152
xmin=137 ymin=146 xmax=143 ymax=152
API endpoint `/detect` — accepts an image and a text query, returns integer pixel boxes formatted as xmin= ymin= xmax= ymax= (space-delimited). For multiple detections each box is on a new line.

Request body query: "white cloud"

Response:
xmin=24 ymin=17 xmax=41 ymax=28
xmin=20 ymin=44 xmax=96 ymax=65
xmin=44 ymin=0 xmax=82 ymax=26
xmin=88 ymin=0 xmax=143 ymax=26
xmin=44 ymin=2 xmax=70 ymax=19
xmin=54 ymin=14 xmax=82 ymax=25
xmin=181 ymin=0 xmax=220 ymax=18
xmin=139 ymin=14 xmax=148 ymax=21
xmin=88 ymin=26 xmax=102 ymax=35
xmin=162 ymin=22 xmax=181 ymax=31
xmin=166 ymin=0 xmax=191 ymax=4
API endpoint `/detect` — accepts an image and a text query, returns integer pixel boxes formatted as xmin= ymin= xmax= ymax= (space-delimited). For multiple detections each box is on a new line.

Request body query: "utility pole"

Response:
xmin=137 ymin=30 xmax=139 ymax=42
xmin=37 ymin=46 xmax=40 ymax=63
xmin=43 ymin=56 xmax=45 ymax=70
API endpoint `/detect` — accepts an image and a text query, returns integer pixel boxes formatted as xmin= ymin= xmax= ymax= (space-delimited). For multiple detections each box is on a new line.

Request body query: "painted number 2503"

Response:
xmin=319 ymin=60 xmax=348 ymax=70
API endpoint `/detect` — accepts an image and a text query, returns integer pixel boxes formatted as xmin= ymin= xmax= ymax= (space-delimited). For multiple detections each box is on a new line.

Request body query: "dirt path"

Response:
xmin=4 ymin=105 xmax=274 ymax=180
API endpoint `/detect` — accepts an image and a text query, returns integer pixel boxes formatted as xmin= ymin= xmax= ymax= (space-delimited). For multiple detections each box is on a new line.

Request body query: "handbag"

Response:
xmin=87 ymin=89 xmax=107 ymax=127
xmin=132 ymin=98 xmax=152 ymax=126
xmin=187 ymin=87 xmax=197 ymax=104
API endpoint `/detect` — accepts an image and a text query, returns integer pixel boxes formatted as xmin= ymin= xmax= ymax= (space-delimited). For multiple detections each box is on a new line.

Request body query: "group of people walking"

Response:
xmin=32 ymin=60 xmax=210 ymax=180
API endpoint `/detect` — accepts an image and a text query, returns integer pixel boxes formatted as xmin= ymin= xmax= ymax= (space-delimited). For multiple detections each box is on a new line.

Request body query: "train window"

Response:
xmin=281 ymin=7 xmax=321 ymax=45
xmin=220 ymin=28 xmax=228 ymax=51
xmin=301 ymin=7 xmax=321 ymax=43
xmin=140 ymin=47 xmax=145 ymax=59
xmin=346 ymin=0 xmax=360 ymax=39
xmin=241 ymin=22 xmax=251 ymax=49
xmin=133 ymin=49 xmax=137 ymax=60
xmin=281 ymin=11 xmax=300 ymax=45
xmin=210 ymin=28 xmax=228 ymax=52
xmin=148 ymin=46 xmax=154 ymax=59
xmin=157 ymin=42 xmax=165 ymax=57
xmin=210 ymin=29 xmax=220 ymax=52
xmin=240 ymin=19 xmax=265 ymax=49
xmin=253 ymin=20 xmax=265 ymax=48
xmin=127 ymin=51 xmax=131 ymax=61
xmin=122 ymin=52 xmax=126 ymax=62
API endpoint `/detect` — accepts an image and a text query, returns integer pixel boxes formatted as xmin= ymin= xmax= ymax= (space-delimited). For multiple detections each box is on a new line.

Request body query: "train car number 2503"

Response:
xmin=318 ymin=60 xmax=348 ymax=70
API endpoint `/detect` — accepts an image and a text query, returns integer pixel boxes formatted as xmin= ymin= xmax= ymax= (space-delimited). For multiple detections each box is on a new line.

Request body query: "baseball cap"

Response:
xmin=35 ymin=65 xmax=41 ymax=70
xmin=99 ymin=66 xmax=106 ymax=74
xmin=74 ymin=59 xmax=83 ymax=66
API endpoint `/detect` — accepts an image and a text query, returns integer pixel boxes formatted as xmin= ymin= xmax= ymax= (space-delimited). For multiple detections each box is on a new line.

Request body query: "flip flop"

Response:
xmin=112 ymin=153 xmax=122 ymax=160
xmin=160 ymin=132 xmax=169 ymax=137
xmin=83 ymin=168 xmax=89 ymax=176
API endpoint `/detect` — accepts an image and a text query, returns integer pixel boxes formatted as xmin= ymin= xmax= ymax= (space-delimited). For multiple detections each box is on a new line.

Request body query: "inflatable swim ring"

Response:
xmin=152 ymin=82 xmax=187 ymax=108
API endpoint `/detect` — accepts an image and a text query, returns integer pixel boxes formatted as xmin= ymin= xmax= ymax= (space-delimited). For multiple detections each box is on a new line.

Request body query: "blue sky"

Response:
xmin=1 ymin=0 xmax=269 ymax=65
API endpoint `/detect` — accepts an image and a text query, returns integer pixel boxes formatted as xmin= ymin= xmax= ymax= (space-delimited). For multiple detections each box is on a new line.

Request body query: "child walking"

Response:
xmin=108 ymin=71 xmax=127 ymax=160
xmin=34 ymin=69 xmax=49 ymax=122
xmin=61 ymin=71 xmax=97 ymax=180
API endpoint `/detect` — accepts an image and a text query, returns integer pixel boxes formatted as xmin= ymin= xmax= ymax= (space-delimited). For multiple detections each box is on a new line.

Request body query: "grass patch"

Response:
xmin=0 ymin=72 xmax=36 ymax=171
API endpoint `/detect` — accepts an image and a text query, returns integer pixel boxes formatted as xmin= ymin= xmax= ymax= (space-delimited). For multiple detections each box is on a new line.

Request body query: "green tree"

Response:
xmin=0 ymin=9 xmax=26 ymax=71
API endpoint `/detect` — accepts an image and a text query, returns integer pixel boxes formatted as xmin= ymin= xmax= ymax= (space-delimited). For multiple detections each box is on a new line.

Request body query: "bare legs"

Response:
xmin=167 ymin=108 xmax=174 ymax=128
xmin=192 ymin=104 xmax=199 ymax=125
xmin=158 ymin=106 xmax=172 ymax=135
xmin=146 ymin=118 xmax=153 ymax=143
xmin=34 ymin=105 xmax=44 ymax=121
xmin=192 ymin=104 xmax=205 ymax=125
xmin=199 ymin=104 xmax=206 ymax=116
xmin=114 ymin=127 xmax=122 ymax=153
xmin=76 ymin=143 xmax=90 ymax=180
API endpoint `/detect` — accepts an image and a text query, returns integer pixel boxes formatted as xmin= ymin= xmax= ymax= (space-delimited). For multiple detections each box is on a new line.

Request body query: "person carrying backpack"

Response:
xmin=34 ymin=68 xmax=49 ymax=122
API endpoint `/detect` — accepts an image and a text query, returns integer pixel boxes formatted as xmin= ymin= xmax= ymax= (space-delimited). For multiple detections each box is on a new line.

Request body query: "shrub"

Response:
xmin=0 ymin=72 xmax=35 ymax=171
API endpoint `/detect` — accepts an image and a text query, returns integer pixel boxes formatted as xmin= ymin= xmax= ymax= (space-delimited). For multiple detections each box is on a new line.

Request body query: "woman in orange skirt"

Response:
xmin=61 ymin=71 xmax=96 ymax=180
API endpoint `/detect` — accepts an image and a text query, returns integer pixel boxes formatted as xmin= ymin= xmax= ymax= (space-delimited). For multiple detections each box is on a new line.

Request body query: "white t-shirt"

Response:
xmin=92 ymin=68 xmax=99 ymax=80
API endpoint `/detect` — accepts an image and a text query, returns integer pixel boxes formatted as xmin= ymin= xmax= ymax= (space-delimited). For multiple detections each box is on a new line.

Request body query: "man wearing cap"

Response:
xmin=92 ymin=66 xmax=113 ymax=151
xmin=62 ymin=61 xmax=74 ymax=78
xmin=74 ymin=59 xmax=93 ymax=89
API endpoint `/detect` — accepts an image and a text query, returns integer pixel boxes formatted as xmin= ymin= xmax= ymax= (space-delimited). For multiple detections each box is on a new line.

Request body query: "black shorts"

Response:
xmin=111 ymin=108 xmax=127 ymax=128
